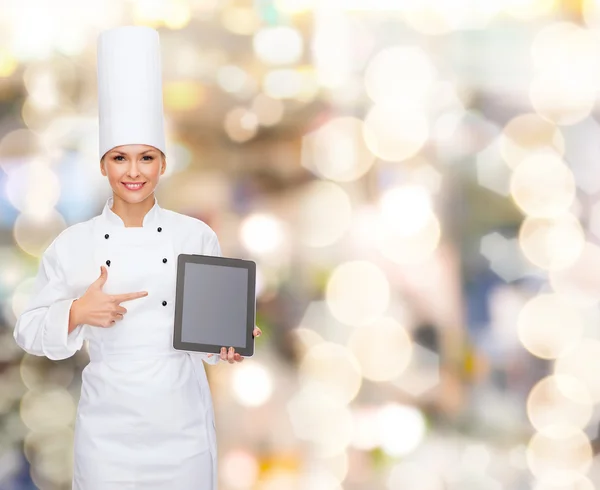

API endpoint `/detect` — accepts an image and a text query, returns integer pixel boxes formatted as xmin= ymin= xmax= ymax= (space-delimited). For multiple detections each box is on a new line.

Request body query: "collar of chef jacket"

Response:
xmin=101 ymin=195 xmax=162 ymax=228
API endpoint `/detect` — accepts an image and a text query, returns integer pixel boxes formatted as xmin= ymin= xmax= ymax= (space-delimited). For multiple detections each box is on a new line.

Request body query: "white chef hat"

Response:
xmin=97 ymin=25 xmax=166 ymax=160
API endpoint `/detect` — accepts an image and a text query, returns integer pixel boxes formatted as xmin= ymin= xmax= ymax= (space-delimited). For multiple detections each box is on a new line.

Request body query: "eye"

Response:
xmin=142 ymin=155 xmax=154 ymax=161
xmin=114 ymin=155 xmax=125 ymax=161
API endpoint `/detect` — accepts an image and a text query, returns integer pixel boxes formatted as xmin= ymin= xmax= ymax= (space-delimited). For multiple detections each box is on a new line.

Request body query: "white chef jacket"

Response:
xmin=13 ymin=196 xmax=221 ymax=490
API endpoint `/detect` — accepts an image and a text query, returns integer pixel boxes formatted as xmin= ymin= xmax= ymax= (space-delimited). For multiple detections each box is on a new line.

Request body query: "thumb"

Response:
xmin=93 ymin=266 xmax=108 ymax=288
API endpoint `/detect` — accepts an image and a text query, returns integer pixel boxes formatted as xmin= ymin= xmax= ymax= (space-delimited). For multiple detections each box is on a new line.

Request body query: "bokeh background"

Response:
xmin=2 ymin=0 xmax=600 ymax=489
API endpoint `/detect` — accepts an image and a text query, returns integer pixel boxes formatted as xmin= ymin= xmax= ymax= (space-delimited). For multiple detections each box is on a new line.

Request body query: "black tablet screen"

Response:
xmin=180 ymin=262 xmax=249 ymax=348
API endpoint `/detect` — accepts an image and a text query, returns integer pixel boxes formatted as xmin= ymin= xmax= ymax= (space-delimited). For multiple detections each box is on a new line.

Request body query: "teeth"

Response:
xmin=124 ymin=183 xmax=143 ymax=189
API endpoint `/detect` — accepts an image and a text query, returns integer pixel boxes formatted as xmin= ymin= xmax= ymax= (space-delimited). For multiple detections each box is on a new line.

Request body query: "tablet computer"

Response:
xmin=173 ymin=254 xmax=256 ymax=357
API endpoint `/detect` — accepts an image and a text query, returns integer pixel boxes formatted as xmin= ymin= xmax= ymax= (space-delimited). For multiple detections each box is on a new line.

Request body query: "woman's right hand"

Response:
xmin=70 ymin=266 xmax=148 ymax=329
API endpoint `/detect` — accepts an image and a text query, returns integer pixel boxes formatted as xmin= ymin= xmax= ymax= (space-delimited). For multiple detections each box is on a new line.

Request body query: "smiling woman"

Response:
xmin=100 ymin=144 xmax=167 ymax=228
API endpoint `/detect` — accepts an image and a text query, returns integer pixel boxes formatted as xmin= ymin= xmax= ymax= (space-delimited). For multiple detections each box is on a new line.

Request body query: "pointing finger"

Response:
xmin=112 ymin=291 xmax=149 ymax=303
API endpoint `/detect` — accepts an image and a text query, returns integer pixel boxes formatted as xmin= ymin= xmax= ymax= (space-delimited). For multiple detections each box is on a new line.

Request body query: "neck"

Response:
xmin=111 ymin=193 xmax=155 ymax=227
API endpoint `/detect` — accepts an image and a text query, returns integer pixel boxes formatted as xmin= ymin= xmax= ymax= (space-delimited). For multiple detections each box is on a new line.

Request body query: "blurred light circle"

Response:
xmin=527 ymin=375 xmax=593 ymax=435
xmin=20 ymin=354 xmax=75 ymax=391
xmin=504 ymin=0 xmax=556 ymax=20
xmin=263 ymin=69 xmax=304 ymax=99
xmin=6 ymin=159 xmax=61 ymax=214
xmin=348 ymin=316 xmax=412 ymax=382
xmin=224 ymin=107 xmax=259 ymax=143
xmin=221 ymin=6 xmax=260 ymax=35
xmin=554 ymin=340 xmax=600 ymax=404
xmin=317 ymin=452 xmax=348 ymax=484
xmin=363 ymin=105 xmax=428 ymax=162
xmin=380 ymin=185 xmax=433 ymax=235
xmin=24 ymin=428 xmax=74 ymax=486
xmin=518 ymin=214 xmax=584 ymax=271
xmin=300 ymin=469 xmax=343 ymax=490
xmin=13 ymin=210 xmax=67 ymax=258
xmin=531 ymin=23 xmax=591 ymax=73
xmin=253 ymin=26 xmax=303 ymax=65
xmin=299 ymin=342 xmax=362 ymax=404
xmin=217 ymin=65 xmax=249 ymax=94
xmin=274 ymin=0 xmax=316 ymax=13
xmin=11 ymin=277 xmax=37 ymax=320
xmin=530 ymin=72 xmax=596 ymax=126
xmin=20 ymin=388 xmax=76 ymax=432
xmin=301 ymin=116 xmax=375 ymax=182
xmin=287 ymin=384 xmax=354 ymax=458
xmin=222 ymin=449 xmax=259 ymax=489
xmin=526 ymin=428 xmax=592 ymax=486
xmin=403 ymin=3 xmax=500 ymax=35
xmin=517 ymin=293 xmax=584 ymax=360
xmin=251 ymin=93 xmax=284 ymax=126
xmin=292 ymin=327 xmax=325 ymax=357
xmin=364 ymin=46 xmax=436 ymax=105
xmin=377 ymin=403 xmax=426 ymax=457
xmin=232 ymin=362 xmax=273 ymax=407
xmin=240 ymin=213 xmax=286 ymax=255
xmin=297 ymin=181 xmax=352 ymax=247
xmin=499 ymin=113 xmax=565 ymax=169
xmin=351 ymin=406 xmax=380 ymax=451
xmin=377 ymin=212 xmax=441 ymax=265
xmin=549 ymin=242 xmax=600 ymax=307
xmin=533 ymin=475 xmax=595 ymax=490
xmin=510 ymin=151 xmax=576 ymax=218
xmin=0 ymin=129 xmax=46 ymax=172
xmin=387 ymin=461 xmax=445 ymax=490
xmin=325 ymin=261 xmax=390 ymax=327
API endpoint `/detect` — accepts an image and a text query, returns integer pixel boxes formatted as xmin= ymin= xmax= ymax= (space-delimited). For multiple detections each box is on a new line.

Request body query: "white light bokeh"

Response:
xmin=296 ymin=181 xmax=353 ymax=247
xmin=299 ymin=342 xmax=362 ymax=404
xmin=363 ymin=104 xmax=429 ymax=162
xmin=325 ymin=261 xmax=390 ymax=327
xmin=516 ymin=293 xmax=584 ymax=359
xmin=347 ymin=316 xmax=413 ymax=382
xmin=240 ymin=213 xmax=287 ymax=256
xmin=554 ymin=339 xmax=600 ymax=404
xmin=526 ymin=375 xmax=593 ymax=436
xmin=253 ymin=26 xmax=304 ymax=65
xmin=301 ymin=117 xmax=376 ymax=182
xmin=222 ymin=449 xmax=260 ymax=490
xmin=364 ymin=46 xmax=436 ymax=105
xmin=232 ymin=362 xmax=273 ymax=408
xmin=377 ymin=403 xmax=427 ymax=457
xmin=518 ymin=214 xmax=585 ymax=271
xmin=526 ymin=428 xmax=593 ymax=486
xmin=510 ymin=151 xmax=576 ymax=218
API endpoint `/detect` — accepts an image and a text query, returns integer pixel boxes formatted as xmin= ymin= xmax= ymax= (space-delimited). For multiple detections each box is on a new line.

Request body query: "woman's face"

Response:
xmin=100 ymin=144 xmax=165 ymax=204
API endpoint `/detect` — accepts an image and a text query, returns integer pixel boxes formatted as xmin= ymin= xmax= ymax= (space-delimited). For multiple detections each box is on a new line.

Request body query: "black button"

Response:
xmin=157 ymin=227 xmax=162 ymax=232
xmin=106 ymin=260 xmax=111 ymax=267
xmin=162 ymin=300 xmax=167 ymax=306
xmin=163 ymin=258 xmax=167 ymax=263
xmin=104 ymin=234 xmax=109 ymax=239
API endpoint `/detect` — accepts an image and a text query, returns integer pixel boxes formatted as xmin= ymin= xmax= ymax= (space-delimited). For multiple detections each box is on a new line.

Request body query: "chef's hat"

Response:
xmin=97 ymin=26 xmax=166 ymax=160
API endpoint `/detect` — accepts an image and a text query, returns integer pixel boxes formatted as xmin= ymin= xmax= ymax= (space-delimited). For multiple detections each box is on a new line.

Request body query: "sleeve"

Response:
xmin=13 ymin=241 xmax=87 ymax=361
xmin=194 ymin=231 xmax=222 ymax=366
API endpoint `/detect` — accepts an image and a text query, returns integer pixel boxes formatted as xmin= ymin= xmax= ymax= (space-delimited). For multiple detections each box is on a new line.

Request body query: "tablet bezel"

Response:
xmin=173 ymin=253 xmax=256 ymax=357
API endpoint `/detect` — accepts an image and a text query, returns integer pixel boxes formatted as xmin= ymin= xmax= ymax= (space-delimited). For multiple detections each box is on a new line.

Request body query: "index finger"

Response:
xmin=112 ymin=291 xmax=148 ymax=303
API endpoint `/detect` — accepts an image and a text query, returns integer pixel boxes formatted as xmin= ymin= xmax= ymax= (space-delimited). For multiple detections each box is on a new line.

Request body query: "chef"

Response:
xmin=12 ymin=25 xmax=260 ymax=490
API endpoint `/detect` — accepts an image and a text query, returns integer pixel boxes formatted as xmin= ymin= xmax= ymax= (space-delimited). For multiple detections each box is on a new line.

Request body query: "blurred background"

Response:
xmin=2 ymin=0 xmax=600 ymax=489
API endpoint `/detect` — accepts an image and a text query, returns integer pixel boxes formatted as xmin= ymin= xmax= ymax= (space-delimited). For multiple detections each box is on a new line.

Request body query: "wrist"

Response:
xmin=68 ymin=299 xmax=81 ymax=333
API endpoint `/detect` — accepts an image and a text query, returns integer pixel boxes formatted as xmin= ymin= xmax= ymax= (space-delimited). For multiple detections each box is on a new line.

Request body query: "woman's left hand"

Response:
xmin=207 ymin=326 xmax=262 ymax=363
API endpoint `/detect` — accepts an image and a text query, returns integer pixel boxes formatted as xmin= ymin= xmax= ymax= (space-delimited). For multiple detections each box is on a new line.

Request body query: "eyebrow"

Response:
xmin=111 ymin=149 xmax=157 ymax=156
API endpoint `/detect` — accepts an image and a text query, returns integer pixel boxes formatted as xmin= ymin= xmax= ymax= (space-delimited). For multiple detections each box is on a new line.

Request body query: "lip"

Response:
xmin=122 ymin=182 xmax=146 ymax=191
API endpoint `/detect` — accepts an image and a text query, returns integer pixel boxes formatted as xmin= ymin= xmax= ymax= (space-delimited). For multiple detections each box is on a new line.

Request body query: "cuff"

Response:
xmin=194 ymin=352 xmax=220 ymax=365
xmin=42 ymin=298 xmax=85 ymax=360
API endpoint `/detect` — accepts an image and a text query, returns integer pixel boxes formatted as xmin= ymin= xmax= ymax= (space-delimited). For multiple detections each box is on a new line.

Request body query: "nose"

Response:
xmin=127 ymin=161 xmax=141 ymax=178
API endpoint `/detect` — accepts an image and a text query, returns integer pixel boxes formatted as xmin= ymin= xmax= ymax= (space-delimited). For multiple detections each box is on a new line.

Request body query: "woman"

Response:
xmin=13 ymin=26 xmax=260 ymax=490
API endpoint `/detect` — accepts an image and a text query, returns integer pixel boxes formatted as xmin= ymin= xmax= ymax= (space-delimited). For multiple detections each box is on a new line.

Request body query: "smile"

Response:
xmin=122 ymin=182 xmax=146 ymax=191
